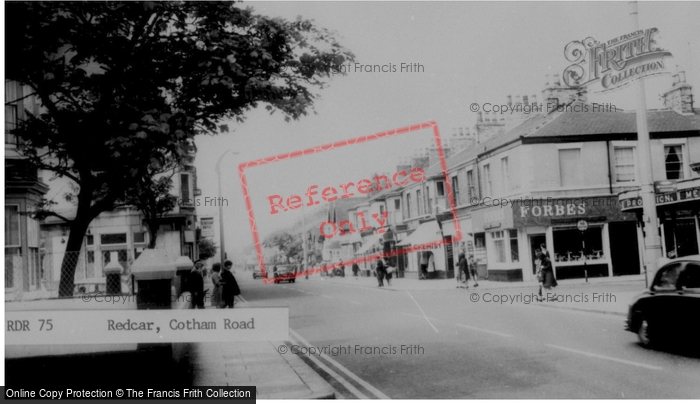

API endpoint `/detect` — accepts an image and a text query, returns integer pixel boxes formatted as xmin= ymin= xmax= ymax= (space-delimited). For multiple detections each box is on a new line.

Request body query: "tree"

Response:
xmin=198 ymin=238 xmax=218 ymax=261
xmin=263 ymin=231 xmax=303 ymax=264
xmin=6 ymin=1 xmax=354 ymax=296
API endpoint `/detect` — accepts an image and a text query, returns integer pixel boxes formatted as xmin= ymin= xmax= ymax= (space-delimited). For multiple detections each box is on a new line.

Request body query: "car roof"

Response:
xmin=662 ymin=255 xmax=700 ymax=266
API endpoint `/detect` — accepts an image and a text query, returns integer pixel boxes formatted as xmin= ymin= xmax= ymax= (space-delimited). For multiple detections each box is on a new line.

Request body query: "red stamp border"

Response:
xmin=238 ymin=121 xmax=462 ymax=284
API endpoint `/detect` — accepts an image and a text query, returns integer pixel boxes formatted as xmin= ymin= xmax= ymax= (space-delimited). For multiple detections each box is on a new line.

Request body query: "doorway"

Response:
xmin=529 ymin=234 xmax=546 ymax=275
xmin=610 ymin=221 xmax=641 ymax=275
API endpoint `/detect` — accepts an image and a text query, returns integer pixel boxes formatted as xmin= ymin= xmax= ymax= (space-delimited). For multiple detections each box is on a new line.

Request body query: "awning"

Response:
xmin=339 ymin=231 xmax=362 ymax=245
xmin=355 ymin=233 xmax=382 ymax=255
xmin=396 ymin=220 xmax=442 ymax=247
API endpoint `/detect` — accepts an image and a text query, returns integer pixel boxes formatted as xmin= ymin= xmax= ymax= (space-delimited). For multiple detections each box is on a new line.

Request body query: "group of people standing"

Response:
xmin=375 ymin=257 xmax=394 ymax=287
xmin=188 ymin=259 xmax=241 ymax=309
xmin=535 ymin=244 xmax=557 ymax=301
xmin=456 ymin=252 xmax=478 ymax=288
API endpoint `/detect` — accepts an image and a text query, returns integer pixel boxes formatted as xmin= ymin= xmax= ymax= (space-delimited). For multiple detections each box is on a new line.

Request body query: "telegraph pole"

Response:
xmin=629 ymin=1 xmax=663 ymax=283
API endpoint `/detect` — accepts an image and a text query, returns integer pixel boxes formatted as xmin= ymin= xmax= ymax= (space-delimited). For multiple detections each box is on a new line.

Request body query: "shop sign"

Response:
xmin=678 ymin=186 xmax=700 ymax=202
xmin=654 ymin=180 xmax=677 ymax=194
xmin=201 ymin=217 xmax=215 ymax=238
xmin=472 ymin=206 xmax=513 ymax=232
xmin=620 ymin=196 xmax=643 ymax=211
xmin=563 ymin=28 xmax=674 ymax=93
xmin=512 ymin=196 xmax=635 ymax=227
xmin=577 ymin=220 xmax=589 ymax=232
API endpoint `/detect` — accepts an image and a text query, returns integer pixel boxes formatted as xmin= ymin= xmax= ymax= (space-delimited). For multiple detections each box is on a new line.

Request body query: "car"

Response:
xmin=625 ymin=255 xmax=700 ymax=349
xmin=274 ymin=266 xmax=297 ymax=284
xmin=253 ymin=269 xmax=263 ymax=279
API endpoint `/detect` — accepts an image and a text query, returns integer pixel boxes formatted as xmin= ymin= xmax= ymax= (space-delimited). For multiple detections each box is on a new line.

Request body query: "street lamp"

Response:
xmin=215 ymin=149 xmax=239 ymax=265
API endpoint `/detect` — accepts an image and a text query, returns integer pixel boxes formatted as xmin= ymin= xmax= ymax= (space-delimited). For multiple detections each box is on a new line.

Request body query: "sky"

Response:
xmin=190 ymin=1 xmax=700 ymax=261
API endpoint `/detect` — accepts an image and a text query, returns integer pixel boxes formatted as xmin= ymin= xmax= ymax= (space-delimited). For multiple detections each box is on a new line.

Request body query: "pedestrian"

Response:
xmin=188 ymin=260 xmax=205 ymax=309
xmin=456 ymin=253 xmax=469 ymax=288
xmin=352 ymin=262 xmax=360 ymax=279
xmin=220 ymin=260 xmax=241 ymax=308
xmin=538 ymin=251 xmax=557 ymax=301
xmin=210 ymin=263 xmax=223 ymax=308
xmin=384 ymin=258 xmax=393 ymax=286
xmin=376 ymin=257 xmax=386 ymax=287
xmin=468 ymin=255 xmax=479 ymax=287
xmin=420 ymin=252 xmax=429 ymax=280
xmin=540 ymin=243 xmax=551 ymax=259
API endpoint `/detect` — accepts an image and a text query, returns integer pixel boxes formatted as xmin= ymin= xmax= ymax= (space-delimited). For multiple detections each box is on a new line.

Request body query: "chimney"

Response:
xmin=523 ymin=95 xmax=529 ymax=106
xmin=507 ymin=95 xmax=513 ymax=106
xmin=515 ymin=95 xmax=522 ymax=106
xmin=679 ymin=70 xmax=686 ymax=84
xmin=553 ymin=74 xmax=561 ymax=86
xmin=531 ymin=94 xmax=537 ymax=105
xmin=477 ymin=111 xmax=483 ymax=122
xmin=672 ymin=74 xmax=679 ymax=86
xmin=545 ymin=74 xmax=551 ymax=87
xmin=662 ymin=71 xmax=695 ymax=114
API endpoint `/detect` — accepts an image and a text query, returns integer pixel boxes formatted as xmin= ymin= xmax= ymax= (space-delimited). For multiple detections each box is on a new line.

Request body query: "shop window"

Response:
xmin=492 ymin=231 xmax=506 ymax=263
xmin=553 ymin=227 xmax=604 ymax=262
xmin=474 ymin=233 xmax=486 ymax=264
xmin=663 ymin=217 xmax=699 ymax=258
xmin=653 ymin=263 xmax=682 ymax=291
xmin=559 ymin=148 xmax=581 ymax=187
xmin=614 ymin=147 xmax=635 ymax=182
xmin=509 ymin=229 xmax=519 ymax=263
xmin=436 ymin=181 xmax=445 ymax=197
xmin=664 ymin=145 xmax=684 ymax=180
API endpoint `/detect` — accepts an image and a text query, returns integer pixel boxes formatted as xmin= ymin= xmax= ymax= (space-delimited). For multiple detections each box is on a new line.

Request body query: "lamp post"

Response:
xmin=215 ymin=149 xmax=239 ymax=265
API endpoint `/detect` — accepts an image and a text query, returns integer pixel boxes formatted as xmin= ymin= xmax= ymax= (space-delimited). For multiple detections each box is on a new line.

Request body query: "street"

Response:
xmin=236 ymin=274 xmax=700 ymax=399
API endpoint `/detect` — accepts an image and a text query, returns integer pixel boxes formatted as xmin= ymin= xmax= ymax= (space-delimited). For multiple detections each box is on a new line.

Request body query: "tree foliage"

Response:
xmin=6 ymin=1 xmax=353 ymax=295
xmin=198 ymin=238 xmax=218 ymax=261
xmin=263 ymin=231 xmax=303 ymax=263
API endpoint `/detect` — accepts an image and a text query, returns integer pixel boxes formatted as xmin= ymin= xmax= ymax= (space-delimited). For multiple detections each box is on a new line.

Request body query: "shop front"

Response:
xmin=441 ymin=215 xmax=473 ymax=279
xmin=472 ymin=205 xmax=522 ymax=281
xmin=619 ymin=178 xmax=700 ymax=261
xmin=513 ymin=196 xmax=640 ymax=281
xmin=396 ymin=220 xmax=446 ymax=279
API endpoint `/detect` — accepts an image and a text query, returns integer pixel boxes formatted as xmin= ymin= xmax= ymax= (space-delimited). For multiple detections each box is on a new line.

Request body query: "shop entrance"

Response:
xmin=663 ymin=217 xmax=699 ymax=258
xmin=529 ymin=234 xmax=546 ymax=275
xmin=609 ymin=221 xmax=641 ymax=276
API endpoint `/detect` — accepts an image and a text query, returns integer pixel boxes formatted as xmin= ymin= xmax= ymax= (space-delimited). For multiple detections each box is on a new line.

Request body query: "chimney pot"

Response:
xmin=507 ymin=95 xmax=513 ymax=106
xmin=553 ymin=74 xmax=561 ymax=86
xmin=679 ymin=70 xmax=686 ymax=83
xmin=545 ymin=74 xmax=550 ymax=86
xmin=523 ymin=95 xmax=529 ymax=106
xmin=515 ymin=95 xmax=522 ymax=105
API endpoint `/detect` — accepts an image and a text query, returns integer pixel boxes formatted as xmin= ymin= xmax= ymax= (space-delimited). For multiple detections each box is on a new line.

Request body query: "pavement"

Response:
xmin=305 ymin=271 xmax=648 ymax=316
xmin=189 ymin=275 xmax=336 ymax=399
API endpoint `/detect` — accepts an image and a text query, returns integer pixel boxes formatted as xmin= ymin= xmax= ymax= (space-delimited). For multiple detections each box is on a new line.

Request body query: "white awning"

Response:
xmin=355 ymin=233 xmax=382 ymax=255
xmin=396 ymin=220 xmax=442 ymax=247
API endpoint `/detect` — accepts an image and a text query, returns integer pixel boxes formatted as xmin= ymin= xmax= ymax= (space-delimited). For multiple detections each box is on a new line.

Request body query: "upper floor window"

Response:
xmin=5 ymin=205 xmax=21 ymax=247
xmin=467 ymin=170 xmax=476 ymax=200
xmin=559 ymin=148 xmax=581 ymax=187
xmin=664 ymin=145 xmax=684 ymax=180
xmin=436 ymin=181 xmax=445 ymax=197
xmin=394 ymin=199 xmax=400 ymax=210
xmin=614 ymin=147 xmax=635 ymax=183
xmin=379 ymin=205 xmax=385 ymax=215
xmin=416 ymin=190 xmax=422 ymax=216
xmin=180 ymin=173 xmax=191 ymax=202
xmin=483 ymin=164 xmax=492 ymax=197
xmin=451 ymin=175 xmax=460 ymax=207
xmin=5 ymin=81 xmax=21 ymax=145
xmin=406 ymin=194 xmax=412 ymax=219
xmin=425 ymin=186 xmax=432 ymax=215
xmin=100 ymin=233 xmax=127 ymax=245
xmin=501 ymin=157 xmax=510 ymax=194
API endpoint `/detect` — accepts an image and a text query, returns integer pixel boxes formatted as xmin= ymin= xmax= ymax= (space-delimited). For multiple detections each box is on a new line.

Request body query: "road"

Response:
xmin=236 ymin=273 xmax=700 ymax=399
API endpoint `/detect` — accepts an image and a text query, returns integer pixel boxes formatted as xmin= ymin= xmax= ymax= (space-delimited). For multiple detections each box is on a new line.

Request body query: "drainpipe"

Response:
xmin=606 ymin=140 xmax=613 ymax=194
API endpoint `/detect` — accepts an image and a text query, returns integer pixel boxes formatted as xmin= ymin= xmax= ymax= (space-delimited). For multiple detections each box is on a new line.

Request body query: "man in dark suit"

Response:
xmin=188 ymin=260 xmax=205 ymax=309
xmin=220 ymin=260 xmax=240 ymax=308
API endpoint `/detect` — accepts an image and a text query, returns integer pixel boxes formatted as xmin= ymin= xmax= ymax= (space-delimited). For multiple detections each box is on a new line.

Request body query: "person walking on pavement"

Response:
xmin=537 ymin=251 xmax=557 ymax=301
xmin=210 ymin=263 xmax=223 ymax=308
xmin=188 ymin=260 xmax=205 ymax=309
xmin=456 ymin=252 xmax=469 ymax=288
xmin=376 ymin=257 xmax=386 ymax=287
xmin=468 ymin=255 xmax=479 ymax=287
xmin=352 ymin=262 xmax=360 ymax=279
xmin=384 ymin=258 xmax=393 ymax=286
xmin=220 ymin=260 xmax=241 ymax=308
xmin=420 ymin=252 xmax=429 ymax=280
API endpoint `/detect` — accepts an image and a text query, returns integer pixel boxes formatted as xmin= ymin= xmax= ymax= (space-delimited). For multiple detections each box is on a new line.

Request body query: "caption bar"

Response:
xmin=5 ymin=308 xmax=288 ymax=345
xmin=4 ymin=387 xmax=256 ymax=400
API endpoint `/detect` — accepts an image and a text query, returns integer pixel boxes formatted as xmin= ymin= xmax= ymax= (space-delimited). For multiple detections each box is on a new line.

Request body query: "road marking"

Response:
xmin=290 ymin=329 xmax=391 ymax=399
xmin=455 ymin=323 xmax=513 ymax=338
xmin=544 ymin=344 xmax=663 ymax=371
xmin=406 ymin=291 xmax=438 ymax=333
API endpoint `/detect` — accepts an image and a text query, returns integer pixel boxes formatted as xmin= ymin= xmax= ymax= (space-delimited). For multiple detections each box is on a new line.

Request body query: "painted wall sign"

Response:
xmin=563 ymin=28 xmax=673 ymax=93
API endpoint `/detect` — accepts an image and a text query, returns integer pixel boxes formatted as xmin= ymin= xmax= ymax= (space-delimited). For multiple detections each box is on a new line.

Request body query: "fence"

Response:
xmin=4 ymin=250 xmax=135 ymax=302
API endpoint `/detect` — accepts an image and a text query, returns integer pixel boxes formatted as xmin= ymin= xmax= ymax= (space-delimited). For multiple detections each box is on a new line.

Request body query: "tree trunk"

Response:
xmin=146 ymin=219 xmax=159 ymax=249
xmin=57 ymin=218 xmax=91 ymax=297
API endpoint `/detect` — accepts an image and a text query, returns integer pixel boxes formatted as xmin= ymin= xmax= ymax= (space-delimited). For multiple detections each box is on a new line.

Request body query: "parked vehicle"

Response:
xmin=625 ymin=255 xmax=700 ymax=349
xmin=274 ymin=265 xmax=297 ymax=284
xmin=253 ymin=268 xmax=264 ymax=279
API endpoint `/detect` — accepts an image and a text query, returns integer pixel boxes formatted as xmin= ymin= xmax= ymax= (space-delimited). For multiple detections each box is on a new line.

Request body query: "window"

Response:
xmin=483 ymin=164 xmax=492 ymax=197
xmin=425 ymin=186 xmax=432 ymax=215
xmin=436 ymin=181 xmax=445 ymax=197
xmin=394 ymin=199 xmax=401 ymax=210
xmin=379 ymin=205 xmax=385 ymax=215
xmin=406 ymin=194 xmax=412 ymax=218
xmin=501 ymin=157 xmax=510 ymax=193
xmin=492 ymin=231 xmax=506 ymax=263
xmin=180 ymin=173 xmax=191 ymax=201
xmin=553 ymin=227 xmax=604 ymax=262
xmin=653 ymin=263 xmax=682 ymax=291
xmin=417 ymin=190 xmax=422 ymax=216
xmin=5 ymin=205 xmax=21 ymax=248
xmin=467 ymin=170 xmax=475 ymax=200
xmin=679 ymin=264 xmax=700 ymax=289
xmin=5 ymin=81 xmax=20 ymax=145
xmin=614 ymin=147 xmax=635 ymax=182
xmin=664 ymin=145 xmax=684 ymax=180
xmin=133 ymin=232 xmax=146 ymax=244
xmin=559 ymin=148 xmax=581 ymax=187
xmin=509 ymin=229 xmax=519 ymax=263
xmin=451 ymin=175 xmax=460 ymax=206
xmin=100 ymin=233 xmax=127 ymax=245
xmin=86 ymin=235 xmax=94 ymax=245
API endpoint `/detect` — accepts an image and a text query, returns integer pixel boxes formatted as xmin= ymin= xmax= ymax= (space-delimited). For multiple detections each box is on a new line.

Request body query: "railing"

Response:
xmin=4 ymin=250 xmax=135 ymax=302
